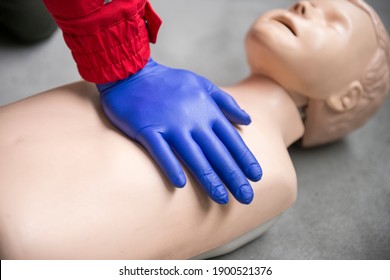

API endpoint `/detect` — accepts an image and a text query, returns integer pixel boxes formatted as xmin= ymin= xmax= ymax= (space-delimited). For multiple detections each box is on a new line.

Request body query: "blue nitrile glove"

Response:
xmin=97 ymin=58 xmax=262 ymax=204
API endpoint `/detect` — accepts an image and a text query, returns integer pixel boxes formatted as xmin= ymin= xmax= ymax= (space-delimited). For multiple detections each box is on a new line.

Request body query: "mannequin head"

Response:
xmin=246 ymin=0 xmax=390 ymax=146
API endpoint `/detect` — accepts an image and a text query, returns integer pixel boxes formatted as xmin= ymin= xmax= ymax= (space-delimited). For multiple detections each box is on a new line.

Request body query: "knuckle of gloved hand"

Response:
xmin=181 ymin=71 xmax=206 ymax=87
xmin=237 ymin=148 xmax=252 ymax=162
xmin=176 ymin=69 xmax=194 ymax=80
xmin=199 ymin=169 xmax=220 ymax=191
xmin=134 ymin=126 xmax=155 ymax=142
xmin=225 ymin=170 xmax=243 ymax=186
xmin=226 ymin=94 xmax=237 ymax=106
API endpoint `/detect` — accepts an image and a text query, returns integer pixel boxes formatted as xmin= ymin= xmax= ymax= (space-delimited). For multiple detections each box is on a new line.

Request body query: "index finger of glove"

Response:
xmin=209 ymin=84 xmax=251 ymax=125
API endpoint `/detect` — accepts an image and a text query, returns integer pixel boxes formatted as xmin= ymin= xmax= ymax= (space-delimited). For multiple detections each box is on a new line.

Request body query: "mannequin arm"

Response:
xmin=0 ymin=79 xmax=303 ymax=259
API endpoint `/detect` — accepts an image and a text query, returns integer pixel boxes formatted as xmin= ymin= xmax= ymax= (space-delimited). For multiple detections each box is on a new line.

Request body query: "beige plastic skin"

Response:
xmin=0 ymin=79 xmax=302 ymax=259
xmin=0 ymin=0 xmax=388 ymax=259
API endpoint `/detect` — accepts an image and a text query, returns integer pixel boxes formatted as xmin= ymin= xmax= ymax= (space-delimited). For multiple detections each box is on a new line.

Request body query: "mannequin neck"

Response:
xmin=228 ymin=74 xmax=308 ymax=109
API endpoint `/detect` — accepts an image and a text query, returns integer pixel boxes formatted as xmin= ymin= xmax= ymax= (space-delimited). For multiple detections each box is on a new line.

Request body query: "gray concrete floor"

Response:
xmin=0 ymin=0 xmax=389 ymax=259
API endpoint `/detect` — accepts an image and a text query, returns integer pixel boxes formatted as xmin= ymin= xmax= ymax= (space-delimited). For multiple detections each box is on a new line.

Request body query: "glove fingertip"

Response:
xmin=211 ymin=185 xmax=229 ymax=204
xmin=240 ymin=111 xmax=252 ymax=125
xmin=236 ymin=185 xmax=254 ymax=205
xmin=230 ymin=111 xmax=252 ymax=125
xmin=170 ymin=172 xmax=187 ymax=188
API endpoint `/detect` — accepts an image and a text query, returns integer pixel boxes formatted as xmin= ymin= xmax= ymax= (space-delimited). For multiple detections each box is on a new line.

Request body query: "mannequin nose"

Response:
xmin=292 ymin=1 xmax=313 ymax=18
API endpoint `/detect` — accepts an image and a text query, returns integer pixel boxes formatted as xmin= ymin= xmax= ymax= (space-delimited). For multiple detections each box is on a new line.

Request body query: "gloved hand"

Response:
xmin=97 ymin=58 xmax=262 ymax=204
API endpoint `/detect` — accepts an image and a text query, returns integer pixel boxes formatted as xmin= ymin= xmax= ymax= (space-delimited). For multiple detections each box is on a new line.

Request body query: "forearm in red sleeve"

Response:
xmin=42 ymin=0 xmax=162 ymax=83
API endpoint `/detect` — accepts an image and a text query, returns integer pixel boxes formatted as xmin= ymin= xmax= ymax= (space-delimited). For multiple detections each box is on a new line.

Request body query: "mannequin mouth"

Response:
xmin=273 ymin=15 xmax=297 ymax=36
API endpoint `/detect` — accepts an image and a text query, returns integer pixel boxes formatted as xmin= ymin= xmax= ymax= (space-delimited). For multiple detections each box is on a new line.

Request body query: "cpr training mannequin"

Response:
xmin=0 ymin=0 xmax=388 ymax=259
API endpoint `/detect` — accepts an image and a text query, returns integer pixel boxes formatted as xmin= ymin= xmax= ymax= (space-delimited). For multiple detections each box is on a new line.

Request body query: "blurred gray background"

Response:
xmin=0 ymin=0 xmax=389 ymax=259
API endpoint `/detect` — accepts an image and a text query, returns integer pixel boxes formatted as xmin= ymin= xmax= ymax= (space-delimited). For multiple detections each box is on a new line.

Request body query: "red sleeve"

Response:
xmin=42 ymin=0 xmax=162 ymax=83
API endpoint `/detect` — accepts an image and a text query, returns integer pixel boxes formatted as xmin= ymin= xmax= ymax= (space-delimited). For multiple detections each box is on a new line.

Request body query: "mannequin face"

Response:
xmin=246 ymin=0 xmax=378 ymax=100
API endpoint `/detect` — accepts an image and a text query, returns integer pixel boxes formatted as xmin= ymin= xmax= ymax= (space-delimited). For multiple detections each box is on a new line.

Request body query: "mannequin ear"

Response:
xmin=326 ymin=81 xmax=363 ymax=112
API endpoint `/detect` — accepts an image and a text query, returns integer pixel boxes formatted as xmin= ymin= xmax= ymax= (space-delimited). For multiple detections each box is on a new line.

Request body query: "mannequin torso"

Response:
xmin=0 ymin=76 xmax=302 ymax=259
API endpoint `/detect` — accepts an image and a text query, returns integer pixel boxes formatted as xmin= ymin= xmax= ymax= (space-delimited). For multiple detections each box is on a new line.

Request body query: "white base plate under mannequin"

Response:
xmin=191 ymin=215 xmax=280 ymax=259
